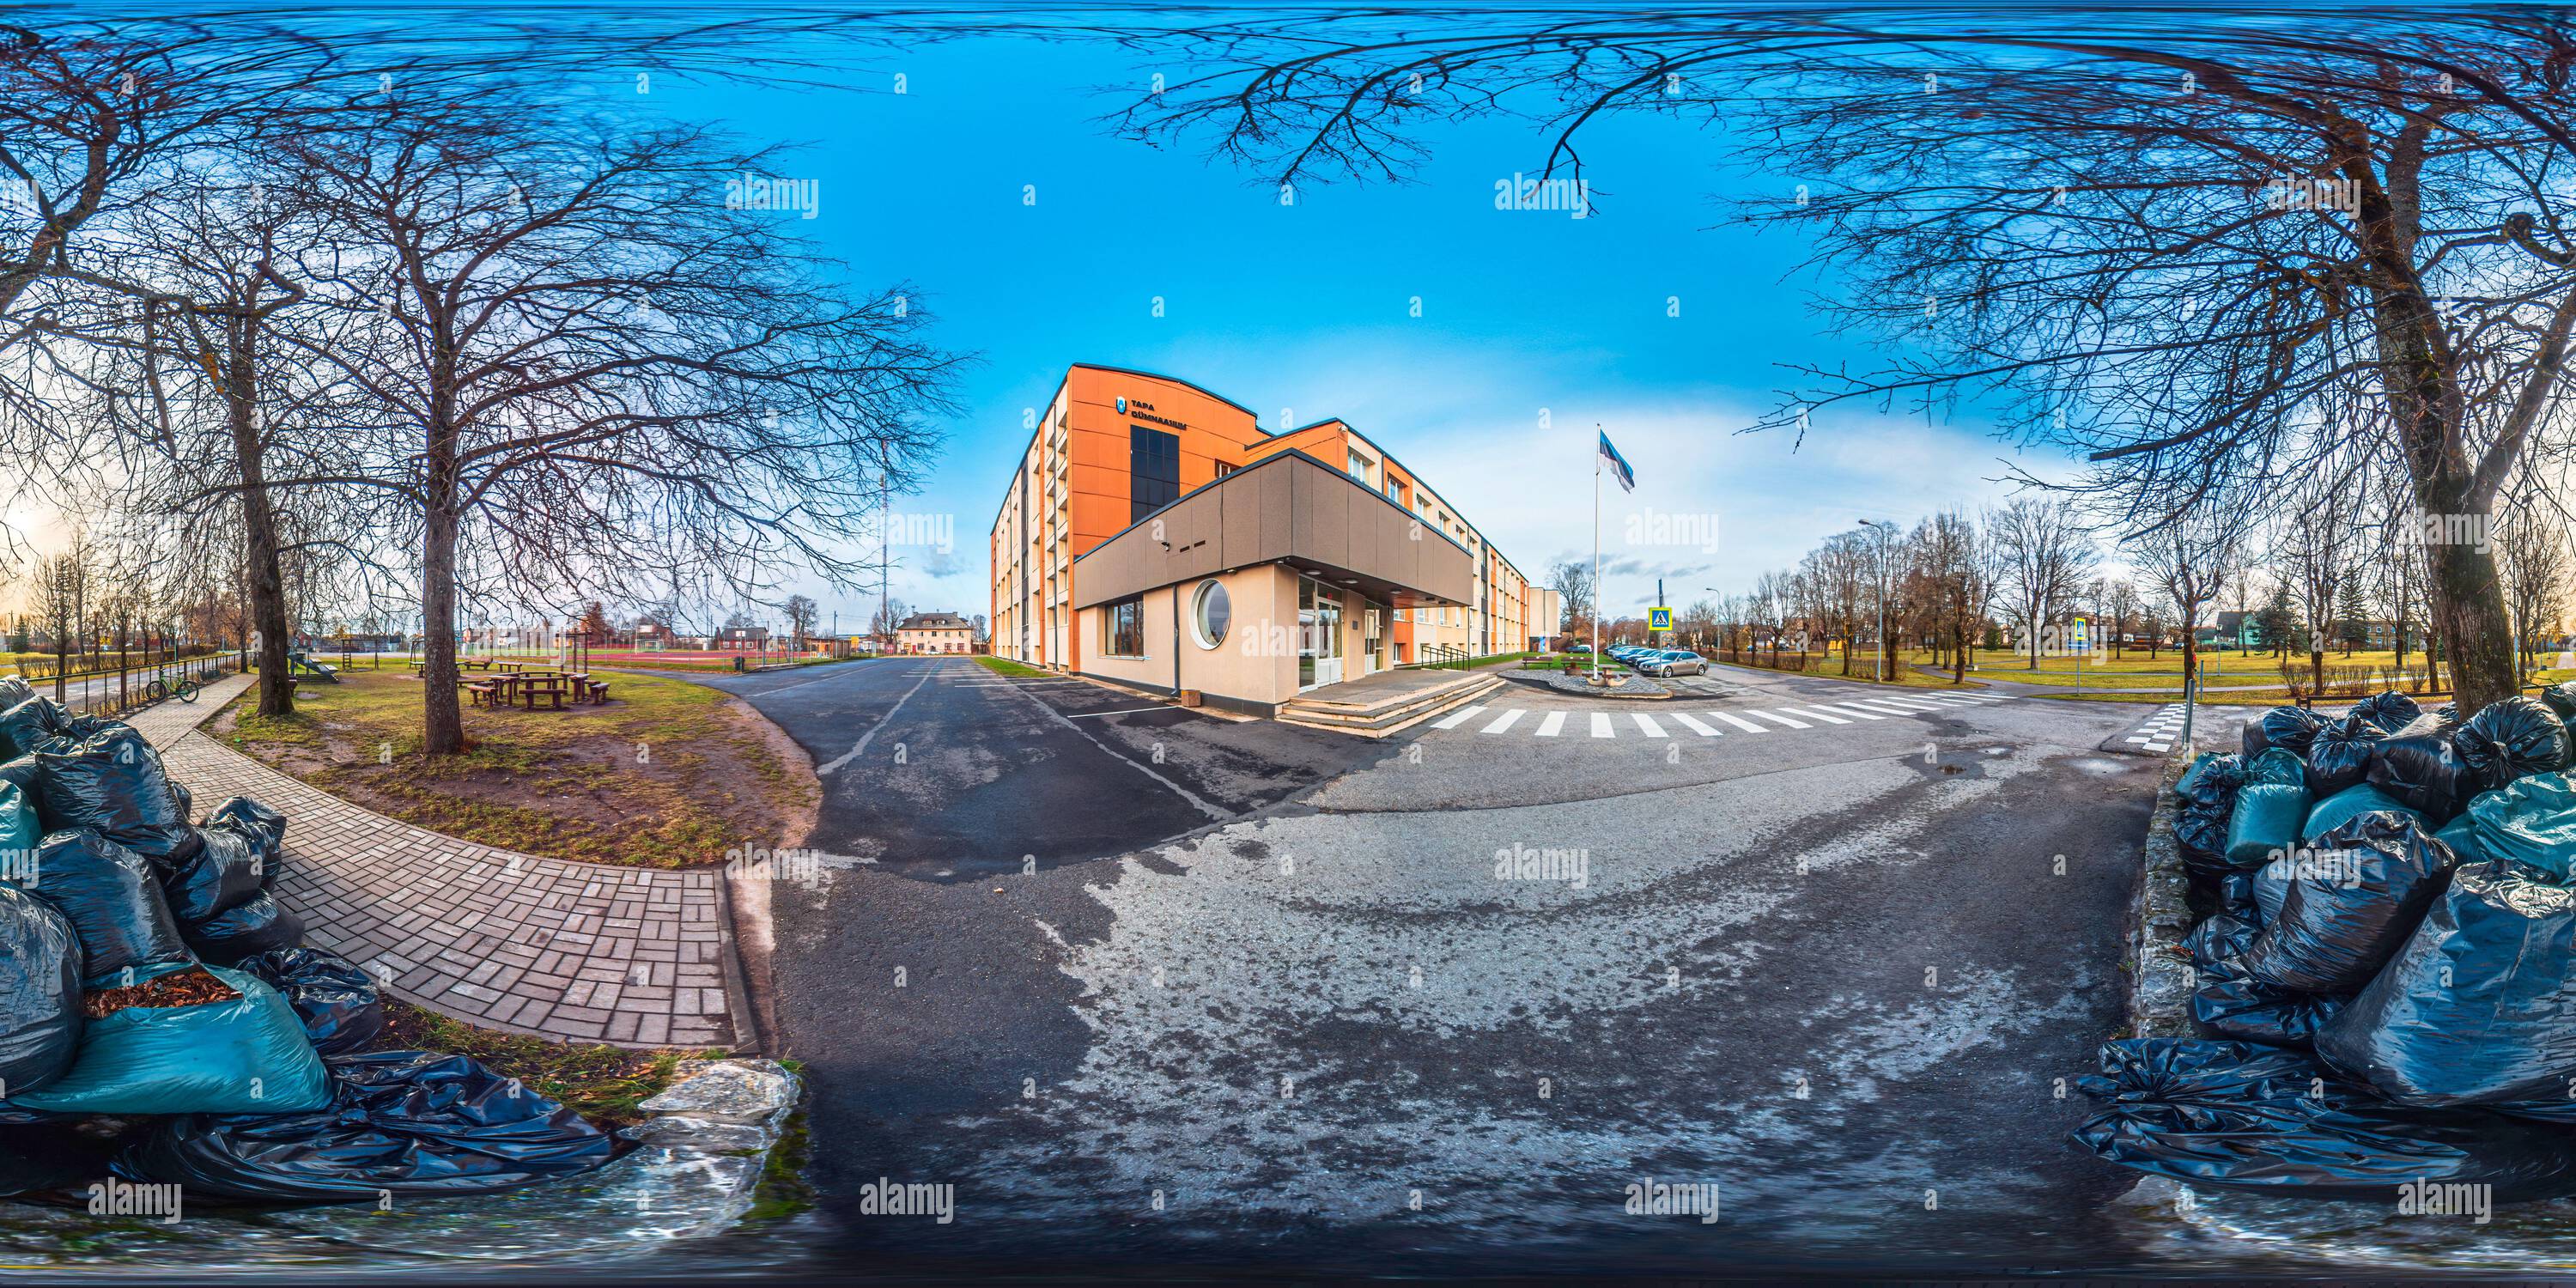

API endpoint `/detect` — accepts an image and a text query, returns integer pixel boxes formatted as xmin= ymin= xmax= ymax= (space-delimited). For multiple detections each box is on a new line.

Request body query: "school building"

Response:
xmin=988 ymin=364 xmax=1560 ymax=718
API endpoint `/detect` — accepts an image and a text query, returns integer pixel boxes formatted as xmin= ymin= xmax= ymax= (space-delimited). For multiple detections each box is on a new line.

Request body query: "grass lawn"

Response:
xmin=1893 ymin=647 xmax=2443 ymax=690
xmin=974 ymin=655 xmax=1051 ymax=678
xmin=216 ymin=669 xmax=816 ymax=868
xmin=378 ymin=999 xmax=689 ymax=1132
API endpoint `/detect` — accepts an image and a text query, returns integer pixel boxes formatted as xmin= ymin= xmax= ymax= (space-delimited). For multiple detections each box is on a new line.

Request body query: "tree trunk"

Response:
xmin=223 ymin=323 xmax=295 ymax=720
xmin=421 ymin=497 xmax=465 ymax=754
xmin=2427 ymin=532 xmax=2516 ymax=711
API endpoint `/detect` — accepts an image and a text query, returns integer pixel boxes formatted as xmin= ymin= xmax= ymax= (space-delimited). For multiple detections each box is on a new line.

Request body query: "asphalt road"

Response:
xmin=695 ymin=657 xmax=1391 ymax=879
xmin=720 ymin=660 xmax=2172 ymax=1277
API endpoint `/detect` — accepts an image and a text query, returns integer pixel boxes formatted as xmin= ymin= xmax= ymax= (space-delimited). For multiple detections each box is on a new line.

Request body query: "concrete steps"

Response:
xmin=1278 ymin=671 xmax=1504 ymax=737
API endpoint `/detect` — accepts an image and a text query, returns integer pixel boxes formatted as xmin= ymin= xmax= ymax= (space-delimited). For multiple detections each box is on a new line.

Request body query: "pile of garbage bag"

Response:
xmin=2078 ymin=689 xmax=2576 ymax=1205
xmin=0 ymin=689 xmax=615 ymax=1206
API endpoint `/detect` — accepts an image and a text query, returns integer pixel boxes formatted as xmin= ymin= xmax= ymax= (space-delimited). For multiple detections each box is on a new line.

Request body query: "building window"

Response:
xmin=1213 ymin=461 xmax=1237 ymax=478
xmin=1347 ymin=450 xmax=1373 ymax=485
xmin=1103 ymin=596 xmax=1145 ymax=657
xmin=1130 ymin=426 xmax=1180 ymax=523
xmin=1190 ymin=580 xmax=1231 ymax=649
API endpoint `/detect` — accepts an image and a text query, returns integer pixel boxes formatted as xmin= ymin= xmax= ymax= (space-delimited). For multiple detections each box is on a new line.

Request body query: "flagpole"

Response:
xmin=1592 ymin=427 xmax=1602 ymax=686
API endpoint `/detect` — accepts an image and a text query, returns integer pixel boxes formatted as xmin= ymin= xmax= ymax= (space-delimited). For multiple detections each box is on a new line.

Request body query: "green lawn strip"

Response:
xmin=377 ymin=999 xmax=688 ymax=1133
xmin=973 ymin=655 xmax=1051 ymax=678
xmin=222 ymin=669 xmax=806 ymax=868
xmin=1704 ymin=655 xmax=1990 ymax=690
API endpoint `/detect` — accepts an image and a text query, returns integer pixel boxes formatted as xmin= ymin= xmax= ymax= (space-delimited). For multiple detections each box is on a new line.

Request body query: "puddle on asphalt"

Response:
xmin=2117 ymin=1176 xmax=2576 ymax=1273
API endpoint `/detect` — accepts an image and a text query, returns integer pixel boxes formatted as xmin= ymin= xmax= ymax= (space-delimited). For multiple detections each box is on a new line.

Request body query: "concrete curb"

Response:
xmin=2127 ymin=748 xmax=2200 ymax=1039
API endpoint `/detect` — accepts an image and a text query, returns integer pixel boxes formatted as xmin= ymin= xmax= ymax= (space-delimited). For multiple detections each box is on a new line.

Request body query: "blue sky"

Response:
xmin=649 ymin=33 xmax=2079 ymax=630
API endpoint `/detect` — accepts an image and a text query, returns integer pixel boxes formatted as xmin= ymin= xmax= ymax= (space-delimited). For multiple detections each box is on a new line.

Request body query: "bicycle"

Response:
xmin=142 ymin=675 xmax=201 ymax=704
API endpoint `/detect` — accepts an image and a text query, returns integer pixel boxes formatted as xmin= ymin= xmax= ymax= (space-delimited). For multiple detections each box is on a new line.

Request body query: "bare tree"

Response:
xmin=2279 ymin=463 xmax=2368 ymax=693
xmin=783 ymin=594 xmax=820 ymax=648
xmin=2497 ymin=483 xmax=2573 ymax=677
xmin=1110 ymin=12 xmax=2576 ymax=711
xmin=2136 ymin=504 xmax=2251 ymax=701
xmin=1546 ymin=557 xmax=1597 ymax=642
xmin=281 ymin=90 xmax=957 ymax=754
xmin=1988 ymin=499 xmax=2099 ymax=670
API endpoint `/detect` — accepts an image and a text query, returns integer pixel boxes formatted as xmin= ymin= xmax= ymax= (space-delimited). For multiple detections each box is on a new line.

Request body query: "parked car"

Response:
xmin=1639 ymin=649 xmax=1705 ymax=677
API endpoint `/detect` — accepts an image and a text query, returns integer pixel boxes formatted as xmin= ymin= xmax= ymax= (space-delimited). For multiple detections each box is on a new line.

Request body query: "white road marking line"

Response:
xmin=1633 ymin=713 xmax=1668 ymax=738
xmin=1668 ymin=712 xmax=1722 ymax=736
xmin=1844 ymin=701 xmax=1923 ymax=715
xmin=1712 ymin=711 xmax=1771 ymax=733
xmin=815 ymin=666 xmax=938 ymax=775
xmin=1783 ymin=706 xmax=1850 ymax=724
xmin=989 ymin=676 xmax=1227 ymax=820
xmin=1590 ymin=713 xmax=1615 ymax=738
xmin=1431 ymin=705 xmax=1488 ymax=730
xmin=1535 ymin=711 xmax=1567 ymax=738
xmin=1814 ymin=703 xmax=1887 ymax=720
xmin=1069 ymin=705 xmax=1181 ymax=719
xmin=1481 ymin=709 xmax=1526 ymax=734
xmin=1745 ymin=709 xmax=1812 ymax=729
xmin=1869 ymin=697 xmax=1947 ymax=710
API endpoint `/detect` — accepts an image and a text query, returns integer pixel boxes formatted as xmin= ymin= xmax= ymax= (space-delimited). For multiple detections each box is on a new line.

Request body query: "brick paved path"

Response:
xmin=125 ymin=674 xmax=739 ymax=1048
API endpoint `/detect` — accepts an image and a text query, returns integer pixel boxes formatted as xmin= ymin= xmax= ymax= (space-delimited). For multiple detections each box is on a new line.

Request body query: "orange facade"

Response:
xmin=991 ymin=364 xmax=1551 ymax=683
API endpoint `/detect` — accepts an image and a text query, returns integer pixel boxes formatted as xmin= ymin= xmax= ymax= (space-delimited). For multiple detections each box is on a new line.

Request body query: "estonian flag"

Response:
xmin=1598 ymin=430 xmax=1636 ymax=494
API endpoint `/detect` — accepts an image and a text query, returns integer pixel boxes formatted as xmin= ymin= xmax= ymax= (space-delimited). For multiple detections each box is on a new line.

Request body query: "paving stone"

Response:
xmin=133 ymin=674 xmax=738 ymax=1051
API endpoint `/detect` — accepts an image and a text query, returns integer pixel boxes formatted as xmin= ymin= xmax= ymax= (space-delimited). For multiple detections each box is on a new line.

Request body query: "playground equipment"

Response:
xmin=283 ymin=651 xmax=341 ymax=683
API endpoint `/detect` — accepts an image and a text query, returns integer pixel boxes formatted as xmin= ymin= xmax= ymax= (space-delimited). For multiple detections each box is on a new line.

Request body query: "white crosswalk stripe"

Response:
xmin=1432 ymin=704 xmax=1486 ymax=730
xmin=1410 ymin=687 xmax=2019 ymax=745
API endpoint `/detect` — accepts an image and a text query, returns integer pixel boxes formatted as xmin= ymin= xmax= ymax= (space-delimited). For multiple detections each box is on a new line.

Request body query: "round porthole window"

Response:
xmin=1191 ymin=580 xmax=1231 ymax=649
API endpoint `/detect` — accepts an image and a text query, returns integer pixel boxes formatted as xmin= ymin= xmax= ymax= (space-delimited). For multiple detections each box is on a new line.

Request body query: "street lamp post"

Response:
xmin=1859 ymin=519 xmax=1892 ymax=683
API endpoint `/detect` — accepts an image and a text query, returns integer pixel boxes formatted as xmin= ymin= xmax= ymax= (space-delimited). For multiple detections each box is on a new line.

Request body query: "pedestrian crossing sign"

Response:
xmin=1649 ymin=606 xmax=1673 ymax=632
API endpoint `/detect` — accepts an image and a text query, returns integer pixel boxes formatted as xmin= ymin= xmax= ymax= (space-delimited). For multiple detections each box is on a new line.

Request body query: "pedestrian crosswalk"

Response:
xmin=1424 ymin=692 xmax=2014 ymax=740
xmin=2123 ymin=702 xmax=2190 ymax=754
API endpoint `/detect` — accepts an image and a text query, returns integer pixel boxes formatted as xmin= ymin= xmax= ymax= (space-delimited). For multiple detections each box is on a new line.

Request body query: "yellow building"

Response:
xmin=894 ymin=611 xmax=975 ymax=655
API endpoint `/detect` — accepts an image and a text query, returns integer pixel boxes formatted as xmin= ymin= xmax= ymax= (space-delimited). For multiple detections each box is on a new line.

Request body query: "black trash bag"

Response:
xmin=113 ymin=1049 xmax=617 ymax=1203
xmin=2457 ymin=696 xmax=2574 ymax=789
xmin=2218 ymin=871 xmax=2261 ymax=925
xmin=0 ymin=697 xmax=63 ymax=762
xmin=2196 ymin=957 xmax=2351 ymax=1048
xmin=2543 ymin=681 xmax=2576 ymax=722
xmin=2354 ymin=690 xmax=2424 ymax=734
xmin=0 ymin=676 xmax=35 ymax=712
xmin=169 ymin=782 xmax=191 ymax=824
xmin=2072 ymin=1038 xmax=2576 ymax=1200
xmin=2239 ymin=813 xmax=2463 ymax=993
xmin=2176 ymin=754 xmax=2245 ymax=858
xmin=2367 ymin=735 xmax=2477 ymax=825
xmin=31 ymin=725 xmax=198 ymax=862
xmin=179 ymin=891 xmax=304 ymax=967
xmin=158 ymin=826 xmax=265 ymax=924
xmin=240 ymin=947 xmax=384 ymax=1057
xmin=5 ymin=829 xmax=192 ymax=986
xmin=2318 ymin=858 xmax=2576 ymax=1107
xmin=204 ymin=796 xmax=287 ymax=868
xmin=2244 ymin=706 xmax=2332 ymax=760
xmin=2304 ymin=714 xmax=2388 ymax=799
xmin=2389 ymin=708 xmax=2462 ymax=743
xmin=2185 ymin=912 xmax=2349 ymax=1047
xmin=0 ymin=884 xmax=81 ymax=1095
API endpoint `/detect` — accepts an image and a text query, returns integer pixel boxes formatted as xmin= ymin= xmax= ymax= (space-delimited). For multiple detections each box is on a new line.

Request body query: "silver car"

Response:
xmin=1641 ymin=649 xmax=1704 ymax=677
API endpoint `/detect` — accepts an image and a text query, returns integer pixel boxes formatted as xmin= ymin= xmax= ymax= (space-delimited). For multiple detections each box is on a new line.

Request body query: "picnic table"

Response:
xmin=460 ymin=666 xmax=611 ymax=709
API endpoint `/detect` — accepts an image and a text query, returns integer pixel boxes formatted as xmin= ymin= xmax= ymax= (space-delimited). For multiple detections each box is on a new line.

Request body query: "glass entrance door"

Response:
xmin=1299 ymin=580 xmax=1344 ymax=690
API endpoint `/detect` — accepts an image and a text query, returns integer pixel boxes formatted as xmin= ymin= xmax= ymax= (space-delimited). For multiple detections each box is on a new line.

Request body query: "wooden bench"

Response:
xmin=584 ymin=679 xmax=611 ymax=705
xmin=465 ymin=680 xmax=499 ymax=708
